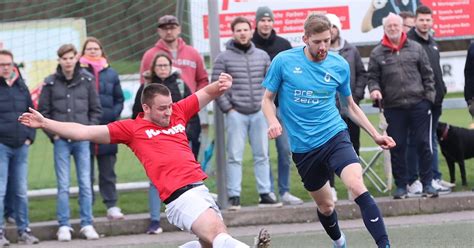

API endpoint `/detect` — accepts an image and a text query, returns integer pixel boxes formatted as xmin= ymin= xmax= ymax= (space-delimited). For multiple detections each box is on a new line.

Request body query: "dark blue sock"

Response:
xmin=355 ymin=191 xmax=390 ymax=248
xmin=317 ymin=208 xmax=341 ymax=241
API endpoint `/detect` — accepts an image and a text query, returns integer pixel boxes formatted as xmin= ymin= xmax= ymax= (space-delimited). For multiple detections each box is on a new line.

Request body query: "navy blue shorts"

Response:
xmin=292 ymin=130 xmax=360 ymax=192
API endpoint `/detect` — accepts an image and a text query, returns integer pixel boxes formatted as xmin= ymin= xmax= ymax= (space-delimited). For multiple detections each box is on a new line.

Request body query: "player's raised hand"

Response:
xmin=18 ymin=107 xmax=45 ymax=129
xmin=217 ymin=72 xmax=232 ymax=91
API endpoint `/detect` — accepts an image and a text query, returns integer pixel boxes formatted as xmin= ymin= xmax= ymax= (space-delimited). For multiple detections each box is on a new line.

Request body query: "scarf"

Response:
xmin=79 ymin=56 xmax=108 ymax=90
xmin=381 ymin=32 xmax=407 ymax=53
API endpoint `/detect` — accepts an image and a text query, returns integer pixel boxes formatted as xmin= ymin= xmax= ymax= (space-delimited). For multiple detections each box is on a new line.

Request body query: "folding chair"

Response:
xmin=359 ymin=104 xmax=392 ymax=194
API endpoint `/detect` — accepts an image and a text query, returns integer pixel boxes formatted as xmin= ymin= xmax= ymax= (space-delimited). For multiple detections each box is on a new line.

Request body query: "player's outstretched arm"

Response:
xmin=195 ymin=72 xmax=232 ymax=109
xmin=18 ymin=107 xmax=111 ymax=144
xmin=340 ymin=96 xmax=395 ymax=149
xmin=261 ymin=90 xmax=282 ymax=139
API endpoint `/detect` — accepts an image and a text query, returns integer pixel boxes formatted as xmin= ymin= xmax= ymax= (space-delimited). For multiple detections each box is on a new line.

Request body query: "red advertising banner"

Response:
xmin=203 ymin=6 xmax=350 ymax=39
xmin=424 ymin=0 xmax=473 ymax=38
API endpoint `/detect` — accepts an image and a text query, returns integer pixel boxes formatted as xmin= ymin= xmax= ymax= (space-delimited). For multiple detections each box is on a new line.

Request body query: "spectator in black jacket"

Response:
xmin=406 ymin=5 xmax=453 ymax=197
xmin=132 ymin=53 xmax=193 ymax=235
xmin=0 ymin=49 xmax=39 ymax=245
xmin=38 ymin=44 xmax=102 ymax=241
xmin=368 ymin=13 xmax=438 ymax=200
xmin=327 ymin=13 xmax=368 ymax=202
xmin=251 ymin=6 xmax=303 ymax=206
xmin=464 ymin=42 xmax=474 ymax=118
xmin=80 ymin=37 xmax=125 ymax=220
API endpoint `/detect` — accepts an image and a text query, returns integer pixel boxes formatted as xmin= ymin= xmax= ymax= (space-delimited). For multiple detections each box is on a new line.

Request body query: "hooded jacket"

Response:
xmin=0 ymin=67 xmax=36 ymax=148
xmin=407 ymin=28 xmax=446 ymax=106
xmin=139 ymin=38 xmax=208 ymax=93
xmin=213 ymin=40 xmax=270 ymax=114
xmin=38 ymin=64 xmax=102 ymax=141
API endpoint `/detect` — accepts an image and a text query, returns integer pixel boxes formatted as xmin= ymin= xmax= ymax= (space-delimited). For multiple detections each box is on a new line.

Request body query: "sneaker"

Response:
xmin=5 ymin=216 xmax=15 ymax=225
xmin=331 ymin=187 xmax=338 ymax=202
xmin=436 ymin=179 xmax=455 ymax=188
xmin=57 ymin=226 xmax=73 ymax=242
xmin=0 ymin=230 xmax=10 ymax=247
xmin=333 ymin=232 xmax=346 ymax=248
xmin=407 ymin=180 xmax=422 ymax=197
xmin=18 ymin=228 xmax=39 ymax=245
xmin=146 ymin=220 xmax=163 ymax=235
xmin=107 ymin=206 xmax=124 ymax=220
xmin=393 ymin=187 xmax=408 ymax=199
xmin=280 ymin=192 xmax=303 ymax=205
xmin=268 ymin=192 xmax=277 ymax=201
xmin=228 ymin=196 xmax=241 ymax=211
xmin=258 ymin=194 xmax=283 ymax=208
xmin=253 ymin=228 xmax=270 ymax=248
xmin=80 ymin=225 xmax=99 ymax=240
xmin=422 ymin=185 xmax=439 ymax=198
xmin=431 ymin=179 xmax=451 ymax=195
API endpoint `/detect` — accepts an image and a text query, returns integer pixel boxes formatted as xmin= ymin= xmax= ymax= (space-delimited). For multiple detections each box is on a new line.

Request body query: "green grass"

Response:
xmin=109 ymin=60 xmax=141 ymax=75
xmin=26 ymin=108 xmax=474 ymax=222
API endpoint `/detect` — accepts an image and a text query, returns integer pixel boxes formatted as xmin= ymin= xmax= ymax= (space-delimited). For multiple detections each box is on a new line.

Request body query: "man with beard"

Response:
xmin=251 ymin=6 xmax=303 ymax=205
xmin=406 ymin=5 xmax=453 ymax=196
xmin=139 ymin=15 xmax=207 ymax=234
xmin=262 ymin=13 xmax=394 ymax=248
xmin=368 ymin=13 xmax=438 ymax=200
xmin=326 ymin=13 xmax=368 ymax=202
xmin=214 ymin=16 xmax=281 ymax=210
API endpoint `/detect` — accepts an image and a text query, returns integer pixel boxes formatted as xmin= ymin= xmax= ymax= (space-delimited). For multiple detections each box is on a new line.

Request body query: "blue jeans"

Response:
xmin=54 ymin=139 xmax=93 ymax=227
xmin=407 ymin=105 xmax=442 ymax=184
xmin=0 ymin=143 xmax=30 ymax=233
xmin=225 ymin=110 xmax=271 ymax=197
xmin=270 ymin=109 xmax=291 ymax=196
xmin=148 ymin=182 xmax=161 ymax=221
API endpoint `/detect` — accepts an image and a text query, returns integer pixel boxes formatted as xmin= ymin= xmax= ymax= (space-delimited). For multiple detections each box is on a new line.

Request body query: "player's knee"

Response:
xmin=318 ymin=201 xmax=335 ymax=215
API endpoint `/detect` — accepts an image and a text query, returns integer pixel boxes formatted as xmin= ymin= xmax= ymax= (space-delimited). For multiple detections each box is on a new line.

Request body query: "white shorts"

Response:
xmin=165 ymin=185 xmax=222 ymax=232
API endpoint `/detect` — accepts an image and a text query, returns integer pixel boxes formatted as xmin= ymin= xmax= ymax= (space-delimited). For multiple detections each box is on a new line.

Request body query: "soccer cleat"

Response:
xmin=254 ymin=228 xmax=270 ymax=248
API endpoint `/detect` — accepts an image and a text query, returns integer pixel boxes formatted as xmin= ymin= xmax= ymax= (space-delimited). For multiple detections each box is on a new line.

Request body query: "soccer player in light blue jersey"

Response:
xmin=261 ymin=13 xmax=395 ymax=248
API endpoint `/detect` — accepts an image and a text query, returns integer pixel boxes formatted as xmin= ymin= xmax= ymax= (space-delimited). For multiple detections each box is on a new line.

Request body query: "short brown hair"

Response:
xmin=230 ymin=16 xmax=251 ymax=32
xmin=399 ymin=11 xmax=415 ymax=20
xmin=0 ymin=49 xmax=14 ymax=60
xmin=416 ymin=5 xmax=432 ymax=16
xmin=141 ymin=83 xmax=171 ymax=107
xmin=304 ymin=13 xmax=331 ymax=36
xmin=81 ymin=37 xmax=107 ymax=59
xmin=57 ymin=44 xmax=77 ymax=58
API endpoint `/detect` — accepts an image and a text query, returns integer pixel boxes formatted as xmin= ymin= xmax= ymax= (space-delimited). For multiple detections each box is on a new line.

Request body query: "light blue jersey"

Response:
xmin=262 ymin=47 xmax=352 ymax=153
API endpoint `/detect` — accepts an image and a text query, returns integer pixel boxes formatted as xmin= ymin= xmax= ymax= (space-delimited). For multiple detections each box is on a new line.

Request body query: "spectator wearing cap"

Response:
xmin=138 ymin=14 xmax=207 ymax=235
xmin=251 ymin=6 xmax=303 ymax=206
xmin=326 ymin=13 xmax=368 ymax=202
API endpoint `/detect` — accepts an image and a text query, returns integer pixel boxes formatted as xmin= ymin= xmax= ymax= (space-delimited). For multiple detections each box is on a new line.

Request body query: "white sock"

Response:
xmin=333 ymin=232 xmax=346 ymax=247
xmin=212 ymin=233 xmax=249 ymax=248
xmin=179 ymin=240 xmax=202 ymax=248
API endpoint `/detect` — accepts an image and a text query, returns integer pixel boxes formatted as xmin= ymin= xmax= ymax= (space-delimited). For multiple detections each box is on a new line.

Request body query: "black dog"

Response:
xmin=437 ymin=122 xmax=474 ymax=186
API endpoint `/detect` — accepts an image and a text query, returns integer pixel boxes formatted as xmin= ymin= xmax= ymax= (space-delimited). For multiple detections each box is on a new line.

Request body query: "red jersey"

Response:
xmin=107 ymin=94 xmax=207 ymax=201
